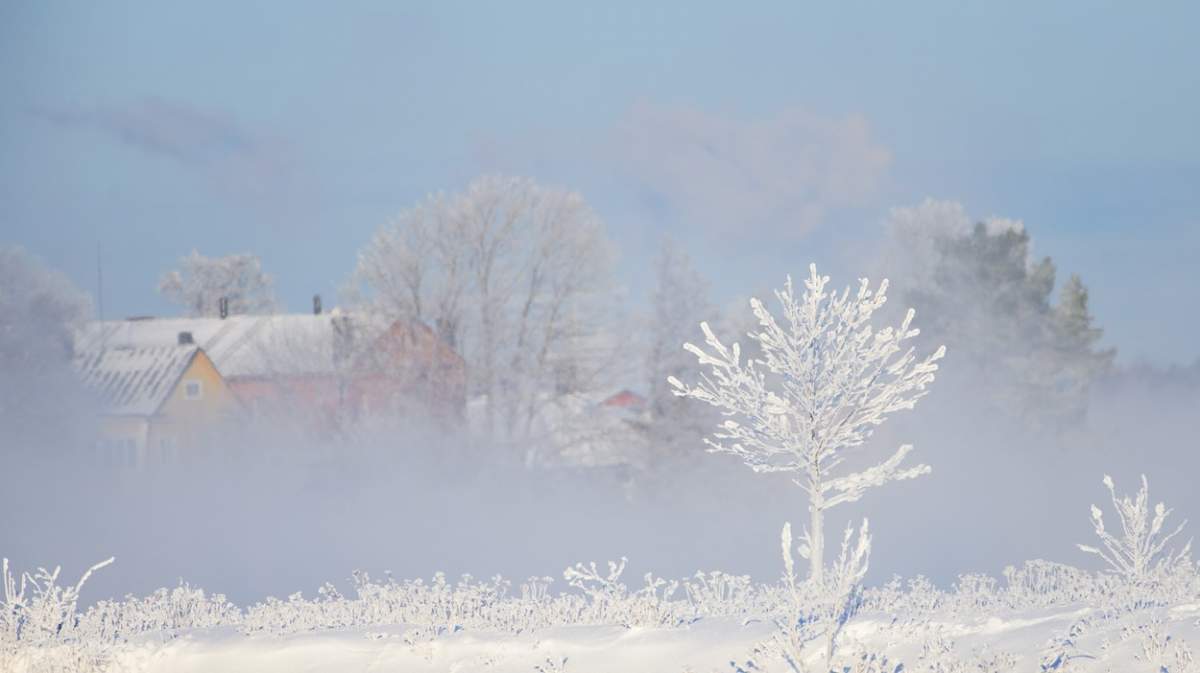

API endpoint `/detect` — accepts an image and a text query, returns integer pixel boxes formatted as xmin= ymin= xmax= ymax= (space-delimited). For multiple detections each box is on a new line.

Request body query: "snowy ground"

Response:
xmin=10 ymin=590 xmax=1200 ymax=672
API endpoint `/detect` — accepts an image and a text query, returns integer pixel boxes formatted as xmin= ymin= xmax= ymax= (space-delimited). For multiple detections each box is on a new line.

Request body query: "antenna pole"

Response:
xmin=97 ymin=240 xmax=104 ymax=321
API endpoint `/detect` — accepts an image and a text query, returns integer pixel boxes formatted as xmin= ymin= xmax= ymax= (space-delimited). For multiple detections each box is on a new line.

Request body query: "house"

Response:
xmin=75 ymin=311 xmax=466 ymax=436
xmin=73 ymin=336 xmax=240 ymax=467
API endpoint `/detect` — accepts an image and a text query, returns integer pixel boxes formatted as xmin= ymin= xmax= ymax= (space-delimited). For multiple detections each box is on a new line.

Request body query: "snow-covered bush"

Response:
xmin=1 ymin=557 xmax=115 ymax=673
xmin=562 ymin=558 xmax=689 ymax=627
xmin=753 ymin=519 xmax=873 ymax=672
xmin=241 ymin=571 xmax=517 ymax=636
xmin=1001 ymin=560 xmax=1099 ymax=609
xmin=671 ymin=265 xmax=944 ymax=584
xmin=79 ymin=582 xmax=241 ymax=643
xmin=2 ymin=557 xmax=113 ymax=646
xmin=1078 ymin=474 xmax=1193 ymax=586
xmin=683 ymin=571 xmax=755 ymax=618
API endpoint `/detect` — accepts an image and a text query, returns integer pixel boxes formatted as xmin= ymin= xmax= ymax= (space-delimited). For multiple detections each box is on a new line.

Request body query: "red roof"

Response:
xmin=601 ymin=389 xmax=646 ymax=409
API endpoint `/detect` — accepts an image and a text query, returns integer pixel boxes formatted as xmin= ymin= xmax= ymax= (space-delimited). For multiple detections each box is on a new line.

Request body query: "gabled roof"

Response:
xmin=74 ymin=345 xmax=199 ymax=416
xmin=75 ymin=313 xmax=396 ymax=380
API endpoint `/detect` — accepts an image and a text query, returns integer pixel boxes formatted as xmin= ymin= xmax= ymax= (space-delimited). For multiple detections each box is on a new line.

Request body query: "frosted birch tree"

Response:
xmin=669 ymin=264 xmax=945 ymax=584
xmin=158 ymin=250 xmax=278 ymax=317
xmin=354 ymin=175 xmax=618 ymax=454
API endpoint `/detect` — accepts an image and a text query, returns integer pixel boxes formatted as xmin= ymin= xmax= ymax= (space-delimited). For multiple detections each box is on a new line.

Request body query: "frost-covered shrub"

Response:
xmin=1001 ymin=560 xmax=1098 ymax=609
xmin=1 ymin=557 xmax=115 ymax=673
xmin=80 ymin=582 xmax=241 ymax=642
xmin=1078 ymin=474 xmax=1192 ymax=585
xmin=562 ymin=558 xmax=690 ymax=627
xmin=683 ymin=571 xmax=755 ymax=618
xmin=1073 ymin=474 xmax=1199 ymax=614
xmin=2 ymin=557 xmax=113 ymax=646
xmin=1127 ymin=613 xmax=1198 ymax=673
xmin=241 ymin=571 xmax=516 ymax=636
xmin=948 ymin=573 xmax=999 ymax=613
xmin=751 ymin=519 xmax=873 ymax=672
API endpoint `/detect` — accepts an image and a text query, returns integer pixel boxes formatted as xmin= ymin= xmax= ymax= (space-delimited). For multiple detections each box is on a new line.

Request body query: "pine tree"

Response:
xmin=890 ymin=205 xmax=1115 ymax=428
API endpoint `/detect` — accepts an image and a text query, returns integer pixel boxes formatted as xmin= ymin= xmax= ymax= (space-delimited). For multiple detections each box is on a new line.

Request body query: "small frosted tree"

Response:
xmin=1077 ymin=474 xmax=1191 ymax=584
xmin=669 ymin=264 xmax=945 ymax=584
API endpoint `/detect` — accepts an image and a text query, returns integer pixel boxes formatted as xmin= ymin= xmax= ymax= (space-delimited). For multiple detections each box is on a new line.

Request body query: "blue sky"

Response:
xmin=1 ymin=1 xmax=1197 ymax=365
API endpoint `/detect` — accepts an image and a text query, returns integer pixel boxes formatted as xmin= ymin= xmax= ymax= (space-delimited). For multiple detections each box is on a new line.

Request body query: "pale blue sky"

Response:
xmin=1 ymin=1 xmax=1197 ymax=365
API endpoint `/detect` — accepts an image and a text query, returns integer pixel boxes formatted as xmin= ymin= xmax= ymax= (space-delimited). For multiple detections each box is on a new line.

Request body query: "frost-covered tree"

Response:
xmin=670 ymin=265 xmax=944 ymax=583
xmin=886 ymin=200 xmax=1113 ymax=428
xmin=158 ymin=250 xmax=278 ymax=317
xmin=642 ymin=239 xmax=718 ymax=467
xmin=0 ymin=246 xmax=92 ymax=449
xmin=354 ymin=175 xmax=618 ymax=451
xmin=1048 ymin=275 xmax=1115 ymax=421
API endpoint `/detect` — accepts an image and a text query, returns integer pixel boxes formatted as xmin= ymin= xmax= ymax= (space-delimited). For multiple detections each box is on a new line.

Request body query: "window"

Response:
xmin=184 ymin=380 xmax=203 ymax=400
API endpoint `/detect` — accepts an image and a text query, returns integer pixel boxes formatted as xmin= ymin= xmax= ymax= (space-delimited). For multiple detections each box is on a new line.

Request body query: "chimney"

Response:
xmin=313 ymin=294 xmax=322 ymax=315
xmin=178 ymin=331 xmax=194 ymax=346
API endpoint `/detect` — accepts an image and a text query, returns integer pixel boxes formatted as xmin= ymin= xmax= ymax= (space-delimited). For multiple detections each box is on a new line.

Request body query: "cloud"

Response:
xmin=35 ymin=98 xmax=250 ymax=164
xmin=32 ymin=98 xmax=302 ymax=205
xmin=614 ymin=102 xmax=892 ymax=237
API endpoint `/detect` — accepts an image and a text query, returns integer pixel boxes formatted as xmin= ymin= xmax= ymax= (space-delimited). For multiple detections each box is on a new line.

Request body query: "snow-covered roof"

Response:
xmin=74 ymin=344 xmax=199 ymax=416
xmin=75 ymin=314 xmax=391 ymax=380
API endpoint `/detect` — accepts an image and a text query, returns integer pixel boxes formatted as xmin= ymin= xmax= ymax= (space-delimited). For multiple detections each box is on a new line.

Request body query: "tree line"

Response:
xmin=1 ymin=177 xmax=1122 ymax=465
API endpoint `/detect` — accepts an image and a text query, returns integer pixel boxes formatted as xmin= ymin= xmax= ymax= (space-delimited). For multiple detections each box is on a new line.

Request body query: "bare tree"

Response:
xmin=670 ymin=265 xmax=945 ymax=584
xmin=643 ymin=238 xmax=718 ymax=467
xmin=354 ymin=176 xmax=618 ymax=453
xmin=158 ymin=250 xmax=278 ymax=317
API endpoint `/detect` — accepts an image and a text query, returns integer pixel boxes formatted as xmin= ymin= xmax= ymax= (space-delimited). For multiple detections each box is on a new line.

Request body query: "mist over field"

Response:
xmin=1 ymin=238 xmax=1196 ymax=606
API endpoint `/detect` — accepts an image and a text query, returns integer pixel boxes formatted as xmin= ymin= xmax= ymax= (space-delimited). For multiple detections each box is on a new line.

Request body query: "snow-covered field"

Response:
xmin=54 ymin=606 xmax=1200 ymax=673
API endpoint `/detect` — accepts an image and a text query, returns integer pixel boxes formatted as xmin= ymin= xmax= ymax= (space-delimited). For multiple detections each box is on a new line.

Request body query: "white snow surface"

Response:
xmin=15 ymin=603 xmax=1200 ymax=672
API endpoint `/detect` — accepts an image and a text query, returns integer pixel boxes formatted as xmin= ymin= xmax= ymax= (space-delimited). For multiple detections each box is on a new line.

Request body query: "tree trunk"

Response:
xmin=809 ymin=495 xmax=824 ymax=586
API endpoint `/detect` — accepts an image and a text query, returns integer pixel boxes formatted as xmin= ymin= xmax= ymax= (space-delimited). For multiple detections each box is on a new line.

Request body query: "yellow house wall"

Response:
xmin=95 ymin=416 xmax=149 ymax=468
xmin=146 ymin=350 xmax=241 ymax=461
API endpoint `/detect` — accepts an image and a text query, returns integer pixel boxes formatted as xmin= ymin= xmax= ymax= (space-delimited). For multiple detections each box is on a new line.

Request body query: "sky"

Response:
xmin=1 ymin=1 xmax=1197 ymax=366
